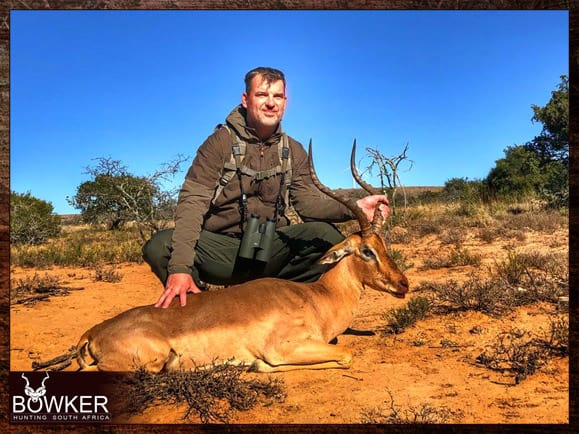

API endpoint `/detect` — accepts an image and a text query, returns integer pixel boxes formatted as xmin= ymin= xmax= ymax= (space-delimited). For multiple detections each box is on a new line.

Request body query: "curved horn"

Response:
xmin=308 ymin=140 xmax=372 ymax=237
xmin=350 ymin=139 xmax=377 ymax=196
xmin=21 ymin=373 xmax=30 ymax=389
xmin=350 ymin=139 xmax=385 ymax=234
xmin=41 ymin=372 xmax=49 ymax=387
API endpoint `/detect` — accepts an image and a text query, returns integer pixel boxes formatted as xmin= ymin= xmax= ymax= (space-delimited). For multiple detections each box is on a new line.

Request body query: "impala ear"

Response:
xmin=319 ymin=240 xmax=354 ymax=265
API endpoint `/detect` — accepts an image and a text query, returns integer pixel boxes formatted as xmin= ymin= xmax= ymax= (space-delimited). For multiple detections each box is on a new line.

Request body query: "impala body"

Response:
xmin=76 ymin=142 xmax=409 ymax=372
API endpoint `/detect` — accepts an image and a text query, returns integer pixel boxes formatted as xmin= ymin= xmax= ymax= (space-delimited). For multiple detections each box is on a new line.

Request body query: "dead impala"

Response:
xmin=76 ymin=141 xmax=409 ymax=372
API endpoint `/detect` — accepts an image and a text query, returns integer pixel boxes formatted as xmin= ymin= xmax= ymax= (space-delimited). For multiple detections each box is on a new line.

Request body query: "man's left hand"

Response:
xmin=356 ymin=195 xmax=390 ymax=222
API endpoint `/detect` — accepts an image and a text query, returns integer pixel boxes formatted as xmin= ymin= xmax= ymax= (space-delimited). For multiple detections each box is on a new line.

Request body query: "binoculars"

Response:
xmin=238 ymin=214 xmax=276 ymax=262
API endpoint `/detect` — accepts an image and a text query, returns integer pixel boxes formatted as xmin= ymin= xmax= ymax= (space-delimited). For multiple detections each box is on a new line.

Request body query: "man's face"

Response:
xmin=242 ymin=75 xmax=287 ymax=134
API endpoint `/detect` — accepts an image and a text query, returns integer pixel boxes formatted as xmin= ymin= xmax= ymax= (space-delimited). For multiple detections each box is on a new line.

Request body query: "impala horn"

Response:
xmin=350 ymin=139 xmax=385 ymax=233
xmin=308 ymin=139 xmax=376 ymax=237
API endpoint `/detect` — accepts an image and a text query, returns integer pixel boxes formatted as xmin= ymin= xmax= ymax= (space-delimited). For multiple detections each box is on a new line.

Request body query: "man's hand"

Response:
xmin=154 ymin=273 xmax=202 ymax=308
xmin=356 ymin=195 xmax=390 ymax=222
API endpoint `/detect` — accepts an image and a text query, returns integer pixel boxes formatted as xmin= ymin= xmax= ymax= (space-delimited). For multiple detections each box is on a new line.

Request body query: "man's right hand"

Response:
xmin=154 ymin=273 xmax=202 ymax=308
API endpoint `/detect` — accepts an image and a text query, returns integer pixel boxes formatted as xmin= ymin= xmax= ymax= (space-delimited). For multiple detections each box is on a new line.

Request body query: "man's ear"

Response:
xmin=241 ymin=92 xmax=248 ymax=108
xmin=319 ymin=240 xmax=354 ymax=265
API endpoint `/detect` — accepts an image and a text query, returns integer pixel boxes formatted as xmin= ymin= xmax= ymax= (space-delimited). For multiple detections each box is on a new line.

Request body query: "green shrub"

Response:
xmin=388 ymin=248 xmax=414 ymax=272
xmin=11 ymin=226 xmax=144 ymax=267
xmin=10 ymin=191 xmax=61 ymax=245
xmin=383 ymin=296 xmax=430 ymax=334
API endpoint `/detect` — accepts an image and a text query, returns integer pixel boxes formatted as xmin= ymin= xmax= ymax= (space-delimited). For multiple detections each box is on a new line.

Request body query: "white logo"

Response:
xmin=11 ymin=372 xmax=111 ymax=423
xmin=22 ymin=372 xmax=49 ymax=403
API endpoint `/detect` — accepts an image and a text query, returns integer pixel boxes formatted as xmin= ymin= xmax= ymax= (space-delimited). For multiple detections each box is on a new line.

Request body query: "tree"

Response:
xmin=442 ymin=177 xmax=485 ymax=203
xmin=485 ymin=75 xmax=568 ymax=204
xmin=11 ymin=191 xmax=61 ymax=245
xmin=486 ymin=145 xmax=544 ymax=199
xmin=525 ymin=75 xmax=568 ymax=165
xmin=363 ymin=143 xmax=413 ymax=217
xmin=68 ymin=155 xmax=188 ymax=239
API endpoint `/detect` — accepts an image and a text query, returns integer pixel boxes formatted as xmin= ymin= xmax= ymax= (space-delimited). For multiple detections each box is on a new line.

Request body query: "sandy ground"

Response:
xmin=9 ymin=227 xmax=569 ymax=424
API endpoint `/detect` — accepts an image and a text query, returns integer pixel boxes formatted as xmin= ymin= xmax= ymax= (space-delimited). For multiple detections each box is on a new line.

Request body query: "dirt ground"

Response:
xmin=9 ymin=226 xmax=569 ymax=424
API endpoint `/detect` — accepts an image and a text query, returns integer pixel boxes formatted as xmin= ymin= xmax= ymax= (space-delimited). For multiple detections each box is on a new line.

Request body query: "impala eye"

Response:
xmin=361 ymin=246 xmax=377 ymax=260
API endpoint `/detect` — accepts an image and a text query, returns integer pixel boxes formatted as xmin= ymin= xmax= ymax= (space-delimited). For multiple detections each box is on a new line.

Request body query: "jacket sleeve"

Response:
xmin=167 ymin=131 xmax=227 ymax=274
xmin=288 ymin=139 xmax=356 ymax=222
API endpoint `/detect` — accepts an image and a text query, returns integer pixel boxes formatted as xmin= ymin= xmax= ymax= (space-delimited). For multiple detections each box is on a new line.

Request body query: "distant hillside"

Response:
xmin=334 ymin=186 xmax=443 ymax=199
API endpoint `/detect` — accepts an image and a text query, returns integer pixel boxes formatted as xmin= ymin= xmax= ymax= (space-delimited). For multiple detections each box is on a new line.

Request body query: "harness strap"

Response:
xmin=211 ymin=124 xmax=292 ymax=223
xmin=275 ymin=134 xmax=290 ymax=220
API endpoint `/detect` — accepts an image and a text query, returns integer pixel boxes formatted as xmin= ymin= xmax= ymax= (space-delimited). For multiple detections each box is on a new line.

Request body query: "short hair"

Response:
xmin=244 ymin=67 xmax=286 ymax=93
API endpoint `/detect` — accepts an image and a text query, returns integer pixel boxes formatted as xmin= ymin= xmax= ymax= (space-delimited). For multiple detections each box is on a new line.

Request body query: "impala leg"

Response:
xmin=253 ymin=341 xmax=352 ymax=373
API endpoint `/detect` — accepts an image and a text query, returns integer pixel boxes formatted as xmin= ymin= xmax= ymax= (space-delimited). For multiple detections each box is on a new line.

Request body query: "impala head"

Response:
xmin=309 ymin=140 xmax=409 ymax=298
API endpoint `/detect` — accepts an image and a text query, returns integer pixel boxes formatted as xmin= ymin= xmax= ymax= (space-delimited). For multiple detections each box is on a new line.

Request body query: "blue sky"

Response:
xmin=10 ymin=10 xmax=568 ymax=215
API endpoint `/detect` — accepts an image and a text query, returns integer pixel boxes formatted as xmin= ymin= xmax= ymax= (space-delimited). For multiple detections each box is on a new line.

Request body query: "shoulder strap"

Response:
xmin=279 ymin=134 xmax=292 ymax=210
xmin=211 ymin=125 xmax=293 ymax=211
xmin=211 ymin=124 xmax=246 ymax=205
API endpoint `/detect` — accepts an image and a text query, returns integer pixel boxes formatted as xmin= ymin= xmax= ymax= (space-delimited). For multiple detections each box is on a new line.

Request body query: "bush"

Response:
xmin=416 ymin=276 xmax=510 ymax=317
xmin=10 ymin=191 xmax=61 ymax=245
xmin=383 ymin=296 xmax=430 ymax=334
xmin=10 ymin=273 xmax=69 ymax=305
xmin=421 ymin=246 xmax=481 ymax=270
xmin=476 ymin=319 xmax=568 ymax=384
xmin=11 ymin=226 xmax=144 ymax=268
xmin=119 ymin=364 xmax=286 ymax=423
xmin=361 ymin=389 xmax=464 ymax=423
xmin=93 ymin=264 xmax=123 ymax=283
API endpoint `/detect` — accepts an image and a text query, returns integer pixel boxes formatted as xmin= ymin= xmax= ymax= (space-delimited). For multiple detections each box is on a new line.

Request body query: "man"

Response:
xmin=143 ymin=67 xmax=389 ymax=308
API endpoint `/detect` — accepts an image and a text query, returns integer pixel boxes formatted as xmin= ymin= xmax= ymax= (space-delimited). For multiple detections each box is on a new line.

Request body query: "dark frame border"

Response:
xmin=0 ymin=1 xmax=574 ymax=432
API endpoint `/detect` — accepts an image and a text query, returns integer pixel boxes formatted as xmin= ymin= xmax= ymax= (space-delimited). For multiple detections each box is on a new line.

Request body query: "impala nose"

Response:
xmin=397 ymin=277 xmax=409 ymax=294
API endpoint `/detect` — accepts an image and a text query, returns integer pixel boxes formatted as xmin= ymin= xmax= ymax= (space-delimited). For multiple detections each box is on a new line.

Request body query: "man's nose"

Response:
xmin=265 ymin=95 xmax=275 ymax=106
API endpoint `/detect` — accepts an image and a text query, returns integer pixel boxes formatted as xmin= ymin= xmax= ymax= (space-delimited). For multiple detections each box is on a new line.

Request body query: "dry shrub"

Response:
xmin=361 ymin=389 xmax=464 ymax=424
xmin=476 ymin=318 xmax=568 ymax=384
xmin=388 ymin=248 xmax=414 ymax=272
xmin=449 ymin=247 xmax=482 ymax=267
xmin=478 ymin=226 xmax=504 ymax=243
xmin=412 ymin=218 xmax=445 ymax=238
xmin=11 ymin=226 xmax=144 ymax=268
xmin=117 ymin=363 xmax=286 ymax=423
xmin=93 ymin=264 xmax=123 ymax=283
xmin=493 ymin=250 xmax=568 ymax=305
xmin=417 ymin=248 xmax=567 ymax=316
xmin=439 ymin=227 xmax=467 ymax=245
xmin=421 ymin=246 xmax=481 ymax=270
xmin=497 ymin=209 xmax=567 ymax=234
xmin=417 ymin=275 xmax=509 ymax=317
xmin=387 ymin=225 xmax=412 ymax=244
xmin=10 ymin=273 xmax=71 ymax=304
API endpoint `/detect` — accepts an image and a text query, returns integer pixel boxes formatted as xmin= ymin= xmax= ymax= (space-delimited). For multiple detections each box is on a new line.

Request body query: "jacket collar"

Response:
xmin=225 ymin=105 xmax=283 ymax=146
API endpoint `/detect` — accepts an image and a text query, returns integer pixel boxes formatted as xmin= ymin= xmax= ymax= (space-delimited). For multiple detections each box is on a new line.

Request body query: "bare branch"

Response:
xmin=362 ymin=144 xmax=413 ymax=219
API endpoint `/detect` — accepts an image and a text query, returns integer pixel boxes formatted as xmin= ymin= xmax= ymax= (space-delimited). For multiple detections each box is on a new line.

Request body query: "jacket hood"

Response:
xmin=225 ymin=105 xmax=283 ymax=146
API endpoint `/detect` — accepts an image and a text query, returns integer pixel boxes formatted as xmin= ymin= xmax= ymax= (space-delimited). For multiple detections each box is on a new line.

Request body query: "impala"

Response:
xmin=76 ymin=141 xmax=409 ymax=372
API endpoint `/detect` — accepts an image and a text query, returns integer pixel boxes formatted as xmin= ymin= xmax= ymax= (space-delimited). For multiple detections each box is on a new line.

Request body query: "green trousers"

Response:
xmin=142 ymin=222 xmax=345 ymax=286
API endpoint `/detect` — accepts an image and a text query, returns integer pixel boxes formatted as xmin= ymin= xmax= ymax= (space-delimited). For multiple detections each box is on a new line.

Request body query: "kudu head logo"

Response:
xmin=21 ymin=372 xmax=49 ymax=402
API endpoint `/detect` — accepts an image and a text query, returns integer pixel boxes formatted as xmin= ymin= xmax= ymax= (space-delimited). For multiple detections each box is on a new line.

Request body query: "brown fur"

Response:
xmin=76 ymin=232 xmax=408 ymax=372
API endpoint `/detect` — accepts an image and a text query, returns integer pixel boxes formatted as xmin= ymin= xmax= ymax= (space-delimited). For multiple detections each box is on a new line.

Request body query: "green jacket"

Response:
xmin=168 ymin=105 xmax=354 ymax=275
